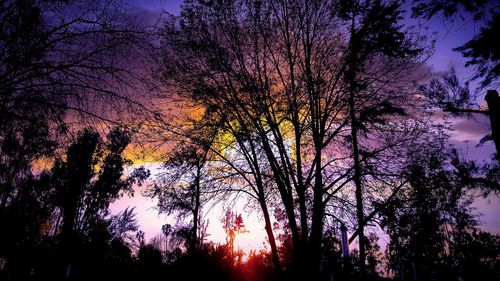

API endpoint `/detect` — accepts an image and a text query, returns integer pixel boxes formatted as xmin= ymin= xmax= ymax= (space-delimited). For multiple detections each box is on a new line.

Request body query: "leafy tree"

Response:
xmin=418 ymin=71 xmax=500 ymax=159
xmin=109 ymin=207 xmax=141 ymax=249
xmin=221 ymin=210 xmax=248 ymax=262
xmin=338 ymin=0 xmax=425 ymax=273
xmin=137 ymin=243 xmax=164 ymax=279
xmin=0 ymin=172 xmax=55 ymax=280
xmin=448 ymin=229 xmax=500 ymax=281
xmin=417 ymin=72 xmax=500 ymax=201
xmin=50 ymin=127 xmax=148 ymax=279
xmin=413 ymin=0 xmax=499 ymax=88
xmin=413 ymin=0 xmax=500 ymax=159
xmin=0 ymin=1 xmax=157 ymax=276
xmin=379 ymin=144 xmax=499 ymax=281
xmin=242 ymin=249 xmax=275 ymax=281
xmin=455 ymin=14 xmax=499 ymax=88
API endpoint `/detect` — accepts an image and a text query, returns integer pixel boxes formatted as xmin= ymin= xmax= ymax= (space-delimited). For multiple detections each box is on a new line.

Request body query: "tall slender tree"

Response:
xmin=51 ymin=127 xmax=148 ymax=278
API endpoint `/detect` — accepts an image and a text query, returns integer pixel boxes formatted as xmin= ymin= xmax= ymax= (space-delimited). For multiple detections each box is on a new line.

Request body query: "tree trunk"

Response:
xmin=308 ymin=146 xmax=325 ymax=277
xmin=350 ymin=81 xmax=366 ymax=276
xmin=258 ymin=191 xmax=282 ymax=272
xmin=258 ymin=131 xmax=303 ymax=262
xmin=485 ymin=90 xmax=500 ymax=158
xmin=349 ymin=69 xmax=366 ymax=276
xmin=346 ymin=8 xmax=367 ymax=275
xmin=191 ymin=162 xmax=201 ymax=251
xmin=62 ymin=202 xmax=77 ymax=279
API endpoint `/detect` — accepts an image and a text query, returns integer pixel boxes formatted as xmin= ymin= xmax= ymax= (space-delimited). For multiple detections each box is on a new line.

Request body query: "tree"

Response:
xmin=161 ymin=0 xmax=428 ymax=276
xmin=0 ymin=0 xmax=158 ymax=249
xmin=0 ymin=1 xmax=158 ymax=275
xmin=418 ymin=71 xmax=500 ymax=159
xmin=0 ymin=0 xmax=158 ymax=125
xmin=412 ymin=0 xmax=499 ymax=89
xmin=109 ymin=207 xmax=141 ymax=249
xmin=339 ymin=0 xmax=424 ymax=273
xmin=379 ymin=142 xmax=500 ymax=281
xmin=413 ymin=0 xmax=500 ymax=157
xmin=50 ymin=127 xmax=148 ymax=279
xmin=151 ymin=120 xmax=220 ymax=252
xmin=0 ymin=172 xmax=55 ymax=280
xmin=221 ymin=210 xmax=248 ymax=262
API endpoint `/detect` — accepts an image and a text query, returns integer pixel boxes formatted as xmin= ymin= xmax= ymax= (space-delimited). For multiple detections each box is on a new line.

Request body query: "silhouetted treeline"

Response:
xmin=1 ymin=0 xmax=499 ymax=281
xmin=0 ymin=0 xmax=156 ymax=278
xmin=0 ymin=127 xmax=145 ymax=280
xmin=155 ymin=0 xmax=499 ymax=280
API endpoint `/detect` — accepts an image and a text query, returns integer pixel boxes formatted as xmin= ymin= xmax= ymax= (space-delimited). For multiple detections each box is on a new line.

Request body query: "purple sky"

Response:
xmin=140 ymin=0 xmax=182 ymax=14
xmin=112 ymin=0 xmax=499 ymax=250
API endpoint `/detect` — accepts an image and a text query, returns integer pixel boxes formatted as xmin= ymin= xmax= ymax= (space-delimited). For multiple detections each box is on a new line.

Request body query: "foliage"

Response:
xmin=379 ymin=145 xmax=500 ymax=281
xmin=51 ymin=128 xmax=147 ymax=237
xmin=417 ymin=69 xmax=475 ymax=115
xmin=454 ymin=13 xmax=500 ymax=88
xmin=0 ymin=127 xmax=149 ymax=280
xmin=413 ymin=0 xmax=499 ymax=89
xmin=0 ymin=1 xmax=498 ymax=281
xmin=412 ymin=0 xmax=492 ymax=20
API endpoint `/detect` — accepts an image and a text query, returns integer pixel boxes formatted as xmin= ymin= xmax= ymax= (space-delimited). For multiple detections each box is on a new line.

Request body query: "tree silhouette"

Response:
xmin=151 ymin=120 xmax=220 ymax=252
xmin=50 ymin=127 xmax=148 ymax=279
xmin=109 ymin=207 xmax=141 ymax=249
xmin=411 ymin=6 xmax=500 ymax=238
xmin=339 ymin=0 xmax=423 ymax=273
xmin=413 ymin=0 xmax=499 ymax=88
xmin=160 ymin=1 xmax=428 ymax=277
xmin=0 ymin=0 xmax=158 ymax=127
xmin=1 ymin=1 xmax=499 ymax=280
xmin=455 ymin=14 xmax=499 ymax=88
xmin=413 ymin=0 xmax=500 ymax=158
xmin=0 ymin=1 xmax=157 ymax=276
xmin=221 ymin=210 xmax=248 ymax=263
xmin=379 ymin=142 xmax=500 ymax=281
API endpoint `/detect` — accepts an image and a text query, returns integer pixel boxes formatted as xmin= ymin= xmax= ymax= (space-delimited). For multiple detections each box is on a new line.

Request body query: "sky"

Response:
xmin=140 ymin=0 xmax=182 ymax=14
xmin=111 ymin=0 xmax=500 ymax=253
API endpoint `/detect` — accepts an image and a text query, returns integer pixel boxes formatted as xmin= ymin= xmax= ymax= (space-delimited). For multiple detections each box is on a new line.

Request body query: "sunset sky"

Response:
xmin=4 ymin=1 xmax=500 ymax=280
xmin=111 ymin=0 xmax=499 ymax=254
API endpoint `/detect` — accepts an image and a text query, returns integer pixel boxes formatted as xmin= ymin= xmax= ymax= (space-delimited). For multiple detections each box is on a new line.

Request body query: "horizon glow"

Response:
xmin=109 ymin=0 xmax=500 ymax=254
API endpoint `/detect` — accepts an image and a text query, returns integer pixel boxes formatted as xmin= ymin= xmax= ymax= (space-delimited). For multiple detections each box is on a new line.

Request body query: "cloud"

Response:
xmin=451 ymin=115 xmax=490 ymax=142
xmin=447 ymin=115 xmax=495 ymax=161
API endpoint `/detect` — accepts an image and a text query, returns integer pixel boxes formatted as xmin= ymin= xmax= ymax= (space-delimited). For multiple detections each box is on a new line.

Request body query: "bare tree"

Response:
xmin=160 ymin=0 xmax=428 ymax=276
xmin=150 ymin=115 xmax=221 ymax=252
xmin=0 ymin=0 xmax=161 ymax=132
